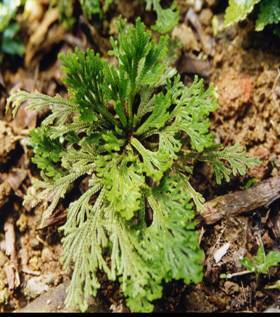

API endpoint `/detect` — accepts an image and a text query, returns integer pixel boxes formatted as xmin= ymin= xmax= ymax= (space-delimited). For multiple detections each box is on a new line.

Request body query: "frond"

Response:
xmin=200 ymin=144 xmax=260 ymax=184
xmin=62 ymin=188 xmax=109 ymax=311
xmin=7 ymin=90 xmax=77 ymax=118
xmin=9 ymin=19 xmax=259 ymax=313
xmin=145 ymin=0 xmax=179 ymax=33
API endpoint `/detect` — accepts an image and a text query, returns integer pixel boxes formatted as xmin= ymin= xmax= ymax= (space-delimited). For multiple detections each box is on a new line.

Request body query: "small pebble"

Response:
xmin=199 ymin=9 xmax=213 ymax=26
xmin=25 ymin=273 xmax=55 ymax=299
xmin=29 ymin=256 xmax=40 ymax=270
xmin=206 ymin=0 xmax=217 ymax=7
xmin=41 ymin=248 xmax=54 ymax=263
xmin=30 ymin=238 xmax=42 ymax=250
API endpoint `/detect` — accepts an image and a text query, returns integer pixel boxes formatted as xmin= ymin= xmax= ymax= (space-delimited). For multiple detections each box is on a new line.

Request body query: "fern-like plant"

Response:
xmin=51 ymin=0 xmax=178 ymax=33
xmin=8 ymin=19 xmax=258 ymax=312
xmin=241 ymin=244 xmax=280 ymax=275
xmin=224 ymin=0 xmax=280 ymax=35
xmin=145 ymin=0 xmax=179 ymax=33
xmin=0 ymin=0 xmax=24 ymax=62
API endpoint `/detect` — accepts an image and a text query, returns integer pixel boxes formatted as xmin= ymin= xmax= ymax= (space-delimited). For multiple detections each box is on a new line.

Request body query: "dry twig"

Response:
xmin=202 ymin=176 xmax=280 ymax=225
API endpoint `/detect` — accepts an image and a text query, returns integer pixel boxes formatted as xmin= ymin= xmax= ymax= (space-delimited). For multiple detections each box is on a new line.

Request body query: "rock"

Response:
xmin=18 ymin=281 xmax=106 ymax=312
xmin=25 ymin=273 xmax=55 ymax=299
xmin=216 ymin=72 xmax=253 ymax=118
xmin=30 ymin=239 xmax=42 ymax=250
xmin=41 ymin=248 xmax=54 ymax=263
xmin=172 ymin=24 xmax=199 ymax=51
xmin=193 ymin=0 xmax=203 ymax=12
xmin=206 ymin=0 xmax=217 ymax=7
xmin=20 ymin=282 xmax=67 ymax=312
xmin=199 ymin=9 xmax=213 ymax=26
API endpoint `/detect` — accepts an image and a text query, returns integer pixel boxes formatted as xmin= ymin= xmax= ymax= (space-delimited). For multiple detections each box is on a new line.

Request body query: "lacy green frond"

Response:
xmin=145 ymin=0 xmax=179 ymax=33
xmin=51 ymin=0 xmax=178 ymax=33
xmin=29 ymin=127 xmax=64 ymax=179
xmin=9 ymin=19 xmax=258 ymax=312
xmin=224 ymin=0 xmax=261 ymax=27
xmin=50 ymin=0 xmax=110 ymax=28
xmin=224 ymin=0 xmax=280 ymax=35
xmin=255 ymin=0 xmax=280 ymax=31
xmin=146 ymin=174 xmax=204 ymax=283
xmin=241 ymin=243 xmax=280 ymax=275
xmin=199 ymin=144 xmax=260 ymax=184
xmin=0 ymin=1 xmax=24 ymax=60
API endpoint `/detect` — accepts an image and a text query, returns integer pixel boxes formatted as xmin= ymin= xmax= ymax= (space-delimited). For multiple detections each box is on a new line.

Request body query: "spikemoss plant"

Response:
xmin=0 ymin=0 xmax=24 ymax=61
xmin=8 ymin=19 xmax=258 ymax=312
xmin=224 ymin=0 xmax=280 ymax=35
xmin=51 ymin=0 xmax=178 ymax=33
xmin=241 ymin=244 xmax=280 ymax=275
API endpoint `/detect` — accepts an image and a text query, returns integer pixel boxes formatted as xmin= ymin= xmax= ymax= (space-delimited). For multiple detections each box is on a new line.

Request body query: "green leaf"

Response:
xmin=241 ymin=244 xmax=280 ymax=274
xmin=79 ymin=0 xmax=102 ymax=19
xmin=145 ymin=0 xmax=179 ymax=33
xmin=60 ymin=48 xmax=118 ymax=126
xmin=171 ymin=76 xmax=218 ymax=152
xmin=146 ymin=175 xmax=204 ymax=283
xmin=199 ymin=144 xmax=260 ymax=184
xmin=62 ymin=187 xmax=109 ymax=311
xmin=224 ymin=0 xmax=261 ymax=27
xmin=101 ymin=153 xmax=146 ymax=220
xmin=256 ymin=0 xmax=280 ymax=31
xmin=1 ymin=36 xmax=24 ymax=56
xmin=135 ymin=92 xmax=171 ymax=136
xmin=29 ymin=127 xmax=64 ymax=179
xmin=0 ymin=0 xmax=22 ymax=32
xmin=131 ymin=137 xmax=172 ymax=182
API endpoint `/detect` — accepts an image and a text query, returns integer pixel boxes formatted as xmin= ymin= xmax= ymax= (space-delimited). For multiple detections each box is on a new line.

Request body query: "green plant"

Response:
xmin=52 ymin=0 xmax=178 ymax=33
xmin=224 ymin=0 xmax=280 ymax=34
xmin=0 ymin=0 xmax=24 ymax=60
xmin=50 ymin=0 xmax=105 ymax=28
xmin=241 ymin=244 xmax=280 ymax=274
xmin=8 ymin=19 xmax=258 ymax=312
xmin=145 ymin=0 xmax=179 ymax=33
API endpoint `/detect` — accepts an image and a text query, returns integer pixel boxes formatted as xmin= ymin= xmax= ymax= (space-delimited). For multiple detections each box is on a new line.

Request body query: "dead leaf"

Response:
xmin=0 ymin=182 xmax=12 ymax=209
xmin=0 ymin=121 xmax=18 ymax=164
xmin=213 ymin=242 xmax=230 ymax=263
xmin=25 ymin=9 xmax=65 ymax=66
xmin=4 ymin=217 xmax=20 ymax=289
xmin=7 ymin=168 xmax=27 ymax=191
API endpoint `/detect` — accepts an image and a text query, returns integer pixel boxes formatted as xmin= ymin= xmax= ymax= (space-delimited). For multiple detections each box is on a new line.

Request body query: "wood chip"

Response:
xmin=202 ymin=176 xmax=280 ymax=225
xmin=0 ymin=182 xmax=12 ymax=209
xmin=4 ymin=217 xmax=20 ymax=289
